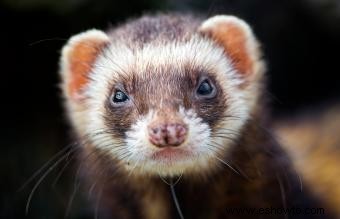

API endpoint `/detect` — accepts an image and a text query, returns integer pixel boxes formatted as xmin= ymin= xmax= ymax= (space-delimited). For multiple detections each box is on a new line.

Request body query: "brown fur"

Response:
xmin=107 ymin=14 xmax=202 ymax=49
xmin=103 ymin=66 xmax=227 ymax=138
xmin=78 ymin=114 xmax=334 ymax=219
xmin=60 ymin=14 xmax=336 ymax=219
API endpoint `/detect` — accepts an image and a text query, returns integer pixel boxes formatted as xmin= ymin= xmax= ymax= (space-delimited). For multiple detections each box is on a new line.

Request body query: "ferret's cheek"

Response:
xmin=123 ymin=114 xmax=155 ymax=159
xmin=103 ymin=101 xmax=137 ymax=139
xmin=176 ymin=109 xmax=210 ymax=149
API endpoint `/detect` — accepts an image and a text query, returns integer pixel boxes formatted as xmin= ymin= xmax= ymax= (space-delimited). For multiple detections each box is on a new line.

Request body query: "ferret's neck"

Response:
xmin=166 ymin=117 xmax=292 ymax=218
xmin=78 ymin=113 xmax=306 ymax=219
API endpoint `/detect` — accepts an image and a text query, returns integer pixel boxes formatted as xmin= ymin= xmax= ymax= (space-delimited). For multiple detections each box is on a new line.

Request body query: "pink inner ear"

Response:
xmin=202 ymin=22 xmax=254 ymax=76
xmin=67 ymin=40 xmax=106 ymax=99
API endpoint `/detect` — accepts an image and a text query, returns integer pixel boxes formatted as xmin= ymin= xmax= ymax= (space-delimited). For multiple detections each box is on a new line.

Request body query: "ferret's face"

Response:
xmin=60 ymin=16 xmax=264 ymax=177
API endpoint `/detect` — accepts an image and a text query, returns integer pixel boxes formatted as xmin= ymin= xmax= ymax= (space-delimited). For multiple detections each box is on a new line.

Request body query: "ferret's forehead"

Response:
xmin=97 ymin=37 xmax=232 ymax=82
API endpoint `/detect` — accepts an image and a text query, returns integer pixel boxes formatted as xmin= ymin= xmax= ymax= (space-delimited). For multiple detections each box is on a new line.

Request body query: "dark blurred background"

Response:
xmin=1 ymin=0 xmax=340 ymax=218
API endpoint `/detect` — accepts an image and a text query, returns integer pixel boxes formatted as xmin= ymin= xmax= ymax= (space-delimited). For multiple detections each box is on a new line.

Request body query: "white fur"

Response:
xmin=61 ymin=15 xmax=265 ymax=177
xmin=82 ymin=35 xmax=253 ymax=175
xmin=59 ymin=29 xmax=110 ymax=135
xmin=60 ymin=29 xmax=109 ymax=97
xmin=123 ymin=108 xmax=213 ymax=176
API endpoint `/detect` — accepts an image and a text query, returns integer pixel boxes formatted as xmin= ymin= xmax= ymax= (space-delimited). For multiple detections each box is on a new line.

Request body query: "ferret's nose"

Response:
xmin=148 ymin=123 xmax=187 ymax=147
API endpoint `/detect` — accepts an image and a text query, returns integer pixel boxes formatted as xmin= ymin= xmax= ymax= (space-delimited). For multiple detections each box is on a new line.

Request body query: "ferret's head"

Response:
xmin=60 ymin=15 xmax=265 ymax=177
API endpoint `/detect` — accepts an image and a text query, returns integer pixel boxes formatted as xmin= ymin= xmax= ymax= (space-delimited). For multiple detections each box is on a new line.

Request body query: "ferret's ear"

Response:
xmin=199 ymin=15 xmax=263 ymax=79
xmin=60 ymin=29 xmax=110 ymax=101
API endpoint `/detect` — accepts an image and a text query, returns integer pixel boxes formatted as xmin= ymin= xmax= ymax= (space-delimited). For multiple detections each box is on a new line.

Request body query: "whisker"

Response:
xmin=214 ymin=155 xmax=241 ymax=176
xmin=18 ymin=144 xmax=74 ymax=192
xmin=23 ymin=129 xmax=110 ymax=214
xmin=158 ymin=174 xmax=172 ymax=186
xmin=172 ymin=173 xmax=183 ymax=186
xmin=88 ymin=180 xmax=98 ymax=200
xmin=169 ymin=178 xmax=185 ymax=219
xmin=127 ymin=154 xmax=140 ymax=178
xmin=276 ymin=173 xmax=288 ymax=219
xmin=209 ymin=135 xmax=236 ymax=141
xmin=29 ymin=37 xmax=67 ymax=46
xmin=25 ymin=146 xmax=79 ymax=214
xmin=95 ymin=188 xmax=103 ymax=219
xmin=52 ymin=150 xmax=75 ymax=188
xmin=64 ymin=177 xmax=81 ymax=219
xmin=205 ymin=143 xmax=251 ymax=181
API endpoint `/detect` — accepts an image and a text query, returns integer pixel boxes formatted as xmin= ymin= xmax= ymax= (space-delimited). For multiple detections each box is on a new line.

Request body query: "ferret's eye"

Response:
xmin=111 ymin=90 xmax=129 ymax=104
xmin=196 ymin=79 xmax=216 ymax=98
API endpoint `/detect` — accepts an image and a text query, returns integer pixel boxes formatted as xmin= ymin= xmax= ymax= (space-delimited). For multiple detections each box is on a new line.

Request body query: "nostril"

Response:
xmin=152 ymin=127 xmax=159 ymax=134
xmin=176 ymin=124 xmax=187 ymax=136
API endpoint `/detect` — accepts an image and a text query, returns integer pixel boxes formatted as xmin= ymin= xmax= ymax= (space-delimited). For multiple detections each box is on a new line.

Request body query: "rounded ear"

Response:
xmin=199 ymin=15 xmax=264 ymax=79
xmin=59 ymin=29 xmax=110 ymax=102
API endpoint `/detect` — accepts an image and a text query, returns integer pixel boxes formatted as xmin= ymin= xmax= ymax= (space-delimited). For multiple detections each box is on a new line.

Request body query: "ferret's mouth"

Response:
xmin=150 ymin=147 xmax=192 ymax=163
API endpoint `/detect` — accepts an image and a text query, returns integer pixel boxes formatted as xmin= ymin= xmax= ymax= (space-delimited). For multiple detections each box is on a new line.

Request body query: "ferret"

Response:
xmin=59 ymin=14 xmax=335 ymax=219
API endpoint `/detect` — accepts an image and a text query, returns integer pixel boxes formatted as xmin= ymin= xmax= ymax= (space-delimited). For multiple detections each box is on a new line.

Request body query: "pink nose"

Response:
xmin=148 ymin=123 xmax=187 ymax=147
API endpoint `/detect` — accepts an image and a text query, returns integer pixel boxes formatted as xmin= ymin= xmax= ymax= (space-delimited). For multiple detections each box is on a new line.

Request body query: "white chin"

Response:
xmin=125 ymin=148 xmax=215 ymax=177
